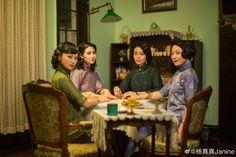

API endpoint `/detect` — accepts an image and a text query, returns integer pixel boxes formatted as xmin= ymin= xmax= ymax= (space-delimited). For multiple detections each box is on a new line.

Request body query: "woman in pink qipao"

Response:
xmin=71 ymin=42 xmax=115 ymax=119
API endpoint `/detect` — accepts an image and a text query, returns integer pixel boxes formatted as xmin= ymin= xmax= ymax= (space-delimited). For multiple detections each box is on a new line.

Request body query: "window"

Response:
xmin=57 ymin=0 xmax=89 ymax=45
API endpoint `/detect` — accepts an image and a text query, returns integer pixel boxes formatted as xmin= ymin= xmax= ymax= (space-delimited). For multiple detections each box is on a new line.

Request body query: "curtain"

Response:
xmin=0 ymin=0 xmax=46 ymax=134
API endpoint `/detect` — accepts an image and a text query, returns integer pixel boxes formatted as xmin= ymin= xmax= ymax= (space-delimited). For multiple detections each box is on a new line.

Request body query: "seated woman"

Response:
xmin=71 ymin=42 xmax=116 ymax=119
xmin=113 ymin=42 xmax=163 ymax=157
xmin=51 ymin=41 xmax=114 ymax=142
xmin=113 ymin=42 xmax=163 ymax=98
xmin=123 ymin=39 xmax=199 ymax=153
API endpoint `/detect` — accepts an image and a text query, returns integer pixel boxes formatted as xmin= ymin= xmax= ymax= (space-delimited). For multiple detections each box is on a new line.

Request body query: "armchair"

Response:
xmin=140 ymin=86 xmax=213 ymax=156
xmin=22 ymin=80 xmax=98 ymax=157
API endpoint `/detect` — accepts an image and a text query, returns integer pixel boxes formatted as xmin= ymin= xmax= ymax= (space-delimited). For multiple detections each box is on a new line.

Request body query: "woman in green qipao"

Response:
xmin=51 ymin=42 xmax=113 ymax=142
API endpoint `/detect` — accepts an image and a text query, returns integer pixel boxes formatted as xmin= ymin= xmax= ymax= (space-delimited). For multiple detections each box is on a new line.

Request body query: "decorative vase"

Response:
xmin=186 ymin=25 xmax=193 ymax=40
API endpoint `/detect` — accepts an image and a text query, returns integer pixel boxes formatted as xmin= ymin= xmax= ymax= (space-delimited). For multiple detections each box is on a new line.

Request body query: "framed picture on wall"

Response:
xmin=142 ymin=0 xmax=177 ymax=13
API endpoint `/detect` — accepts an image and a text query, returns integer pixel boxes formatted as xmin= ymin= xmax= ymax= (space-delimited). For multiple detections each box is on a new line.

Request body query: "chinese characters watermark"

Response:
xmin=184 ymin=148 xmax=235 ymax=155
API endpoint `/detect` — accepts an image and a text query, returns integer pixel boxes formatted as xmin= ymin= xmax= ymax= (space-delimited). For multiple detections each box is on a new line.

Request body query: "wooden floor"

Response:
xmin=0 ymin=147 xmax=33 ymax=157
xmin=1 ymin=127 xmax=236 ymax=157
xmin=0 ymin=142 xmax=236 ymax=157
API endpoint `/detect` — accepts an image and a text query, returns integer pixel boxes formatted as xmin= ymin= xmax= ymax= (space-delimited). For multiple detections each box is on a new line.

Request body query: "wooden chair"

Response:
xmin=140 ymin=86 xmax=213 ymax=156
xmin=22 ymin=80 xmax=98 ymax=157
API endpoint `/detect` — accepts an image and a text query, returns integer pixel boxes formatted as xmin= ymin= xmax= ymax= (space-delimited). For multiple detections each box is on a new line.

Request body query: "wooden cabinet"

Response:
xmin=190 ymin=40 xmax=203 ymax=90
xmin=110 ymin=43 xmax=129 ymax=89
xmin=219 ymin=22 xmax=236 ymax=143
xmin=218 ymin=0 xmax=236 ymax=143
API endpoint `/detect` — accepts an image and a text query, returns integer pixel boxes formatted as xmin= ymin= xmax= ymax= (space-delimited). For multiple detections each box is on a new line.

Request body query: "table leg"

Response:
xmin=166 ymin=122 xmax=171 ymax=156
xmin=105 ymin=127 xmax=112 ymax=157
xmin=151 ymin=125 xmax=156 ymax=156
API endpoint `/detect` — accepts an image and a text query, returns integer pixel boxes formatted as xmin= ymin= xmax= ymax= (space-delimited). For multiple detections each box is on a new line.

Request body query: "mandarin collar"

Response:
xmin=56 ymin=64 xmax=71 ymax=77
xmin=178 ymin=60 xmax=192 ymax=72
xmin=135 ymin=62 xmax=150 ymax=72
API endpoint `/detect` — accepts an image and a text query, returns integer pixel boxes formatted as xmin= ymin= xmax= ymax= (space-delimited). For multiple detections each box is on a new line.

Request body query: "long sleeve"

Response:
xmin=119 ymin=72 xmax=132 ymax=92
xmin=57 ymin=76 xmax=87 ymax=110
xmin=52 ymin=69 xmax=86 ymax=110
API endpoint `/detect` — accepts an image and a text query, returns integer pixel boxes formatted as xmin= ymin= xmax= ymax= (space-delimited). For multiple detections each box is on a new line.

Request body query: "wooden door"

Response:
xmin=219 ymin=23 xmax=236 ymax=143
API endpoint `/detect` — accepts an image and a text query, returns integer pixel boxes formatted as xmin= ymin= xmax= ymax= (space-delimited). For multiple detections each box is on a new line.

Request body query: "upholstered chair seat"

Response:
xmin=34 ymin=143 xmax=98 ymax=157
xmin=141 ymin=136 xmax=200 ymax=155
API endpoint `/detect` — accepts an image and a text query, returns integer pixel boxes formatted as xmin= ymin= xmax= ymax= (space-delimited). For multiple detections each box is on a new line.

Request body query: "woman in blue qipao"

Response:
xmin=123 ymin=39 xmax=198 ymax=156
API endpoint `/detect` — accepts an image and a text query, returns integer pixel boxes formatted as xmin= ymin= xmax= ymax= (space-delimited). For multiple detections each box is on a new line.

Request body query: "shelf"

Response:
xmin=110 ymin=43 xmax=129 ymax=89
xmin=130 ymin=30 xmax=183 ymax=39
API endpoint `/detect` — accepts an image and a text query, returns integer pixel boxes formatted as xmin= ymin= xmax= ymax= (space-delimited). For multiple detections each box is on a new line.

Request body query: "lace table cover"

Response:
xmin=91 ymin=100 xmax=178 ymax=151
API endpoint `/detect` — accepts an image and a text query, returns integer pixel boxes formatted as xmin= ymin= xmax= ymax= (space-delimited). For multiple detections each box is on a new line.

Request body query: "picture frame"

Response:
xmin=142 ymin=0 xmax=177 ymax=13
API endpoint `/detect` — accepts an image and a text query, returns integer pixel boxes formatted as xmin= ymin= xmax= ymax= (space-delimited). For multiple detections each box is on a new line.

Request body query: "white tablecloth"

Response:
xmin=91 ymin=100 xmax=178 ymax=151
xmin=95 ymin=99 xmax=156 ymax=110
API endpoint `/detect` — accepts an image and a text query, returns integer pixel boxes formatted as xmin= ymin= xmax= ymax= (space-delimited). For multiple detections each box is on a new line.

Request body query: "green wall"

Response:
xmin=46 ymin=0 xmax=57 ymax=80
xmin=47 ymin=0 xmax=219 ymax=125
xmin=90 ymin=0 xmax=116 ymax=92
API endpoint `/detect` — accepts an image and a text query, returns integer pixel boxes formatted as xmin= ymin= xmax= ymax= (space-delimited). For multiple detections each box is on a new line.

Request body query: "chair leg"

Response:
xmin=138 ymin=145 xmax=152 ymax=157
xmin=97 ymin=148 xmax=102 ymax=157
xmin=110 ymin=130 xmax=129 ymax=157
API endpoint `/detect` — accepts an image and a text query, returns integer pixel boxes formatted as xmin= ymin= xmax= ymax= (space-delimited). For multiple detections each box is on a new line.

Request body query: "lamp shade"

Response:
xmin=100 ymin=10 xmax=122 ymax=23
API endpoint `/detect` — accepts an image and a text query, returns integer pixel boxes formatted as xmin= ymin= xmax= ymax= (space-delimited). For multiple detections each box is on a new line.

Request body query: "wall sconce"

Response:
xmin=88 ymin=2 xmax=122 ymax=23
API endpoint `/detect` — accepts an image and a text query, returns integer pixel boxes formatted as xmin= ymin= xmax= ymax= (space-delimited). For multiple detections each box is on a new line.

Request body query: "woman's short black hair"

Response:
xmin=170 ymin=39 xmax=196 ymax=59
xmin=131 ymin=42 xmax=152 ymax=65
xmin=77 ymin=42 xmax=97 ymax=71
xmin=51 ymin=42 xmax=78 ymax=69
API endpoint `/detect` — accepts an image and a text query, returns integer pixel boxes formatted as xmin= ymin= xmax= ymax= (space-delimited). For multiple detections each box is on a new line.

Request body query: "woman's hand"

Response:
xmin=122 ymin=91 xmax=140 ymax=99
xmin=113 ymin=86 xmax=123 ymax=98
xmin=97 ymin=95 xmax=114 ymax=103
xmin=122 ymin=91 xmax=154 ymax=100
xmin=100 ymin=89 xmax=117 ymax=99
xmin=82 ymin=91 xmax=96 ymax=97
xmin=84 ymin=94 xmax=113 ymax=108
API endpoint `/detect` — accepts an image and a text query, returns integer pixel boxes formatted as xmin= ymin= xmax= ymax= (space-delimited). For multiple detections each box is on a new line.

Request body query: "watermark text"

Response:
xmin=184 ymin=148 xmax=235 ymax=155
